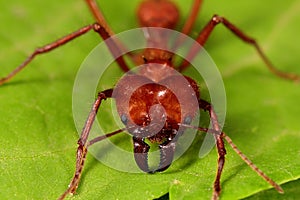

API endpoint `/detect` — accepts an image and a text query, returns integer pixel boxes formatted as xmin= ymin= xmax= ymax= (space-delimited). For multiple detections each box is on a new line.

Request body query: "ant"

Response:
xmin=1 ymin=0 xmax=299 ymax=199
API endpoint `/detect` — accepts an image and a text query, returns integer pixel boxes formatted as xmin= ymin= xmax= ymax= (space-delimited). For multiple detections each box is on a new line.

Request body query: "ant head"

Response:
xmin=117 ymin=82 xmax=181 ymax=139
xmin=137 ymin=0 xmax=179 ymax=29
xmin=113 ymin=70 xmax=200 ymax=141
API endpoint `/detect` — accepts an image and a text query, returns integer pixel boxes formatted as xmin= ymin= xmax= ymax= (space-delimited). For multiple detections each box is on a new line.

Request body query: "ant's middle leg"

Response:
xmin=0 ymin=22 xmax=130 ymax=86
xmin=179 ymin=15 xmax=300 ymax=81
xmin=0 ymin=25 xmax=94 ymax=85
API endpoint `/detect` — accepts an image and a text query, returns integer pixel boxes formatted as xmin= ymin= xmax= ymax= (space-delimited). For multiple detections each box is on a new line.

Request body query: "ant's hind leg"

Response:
xmin=181 ymin=0 xmax=203 ymax=35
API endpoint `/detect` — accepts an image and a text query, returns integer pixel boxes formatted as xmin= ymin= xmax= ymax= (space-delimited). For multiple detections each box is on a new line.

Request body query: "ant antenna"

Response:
xmin=87 ymin=128 xmax=126 ymax=147
xmin=179 ymin=123 xmax=284 ymax=193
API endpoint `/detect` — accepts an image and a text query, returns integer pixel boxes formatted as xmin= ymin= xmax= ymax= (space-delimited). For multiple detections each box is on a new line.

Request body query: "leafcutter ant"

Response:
xmin=1 ymin=0 xmax=298 ymax=200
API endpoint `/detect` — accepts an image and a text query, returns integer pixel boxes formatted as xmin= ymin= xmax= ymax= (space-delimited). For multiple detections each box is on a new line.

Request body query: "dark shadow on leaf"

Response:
xmin=154 ymin=192 xmax=169 ymax=200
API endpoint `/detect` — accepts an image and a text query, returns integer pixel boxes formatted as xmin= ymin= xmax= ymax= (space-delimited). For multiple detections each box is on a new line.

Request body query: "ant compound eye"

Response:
xmin=183 ymin=115 xmax=192 ymax=125
xmin=120 ymin=114 xmax=128 ymax=125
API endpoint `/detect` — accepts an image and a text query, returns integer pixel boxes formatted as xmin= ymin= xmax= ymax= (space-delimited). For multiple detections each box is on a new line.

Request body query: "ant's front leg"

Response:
xmin=58 ymin=89 xmax=113 ymax=200
xmin=198 ymin=99 xmax=283 ymax=199
xmin=199 ymin=99 xmax=226 ymax=200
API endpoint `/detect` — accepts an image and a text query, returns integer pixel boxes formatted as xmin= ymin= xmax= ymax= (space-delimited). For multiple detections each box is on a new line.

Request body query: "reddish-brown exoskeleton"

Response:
xmin=1 ymin=0 xmax=298 ymax=199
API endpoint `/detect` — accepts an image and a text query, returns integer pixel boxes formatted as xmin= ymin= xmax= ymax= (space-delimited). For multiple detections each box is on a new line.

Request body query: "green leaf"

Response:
xmin=245 ymin=179 xmax=300 ymax=200
xmin=1 ymin=0 xmax=300 ymax=200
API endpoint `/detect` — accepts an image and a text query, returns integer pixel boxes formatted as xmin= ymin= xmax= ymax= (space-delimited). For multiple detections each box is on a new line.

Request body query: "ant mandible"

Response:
xmin=1 ymin=0 xmax=298 ymax=200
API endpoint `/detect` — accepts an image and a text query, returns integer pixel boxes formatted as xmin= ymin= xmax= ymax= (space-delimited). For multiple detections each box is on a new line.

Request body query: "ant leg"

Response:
xmin=179 ymin=15 xmax=300 ymax=81
xmin=198 ymin=99 xmax=283 ymax=199
xmin=92 ymin=24 xmax=130 ymax=72
xmin=0 ymin=22 xmax=130 ymax=86
xmin=85 ymin=0 xmax=135 ymax=69
xmin=172 ymin=0 xmax=203 ymax=51
xmin=57 ymin=130 xmax=123 ymax=200
xmin=199 ymin=99 xmax=226 ymax=200
xmin=0 ymin=25 xmax=94 ymax=86
xmin=181 ymin=0 xmax=203 ymax=35
xmin=58 ymin=89 xmax=113 ymax=200
xmin=85 ymin=0 xmax=115 ymax=36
